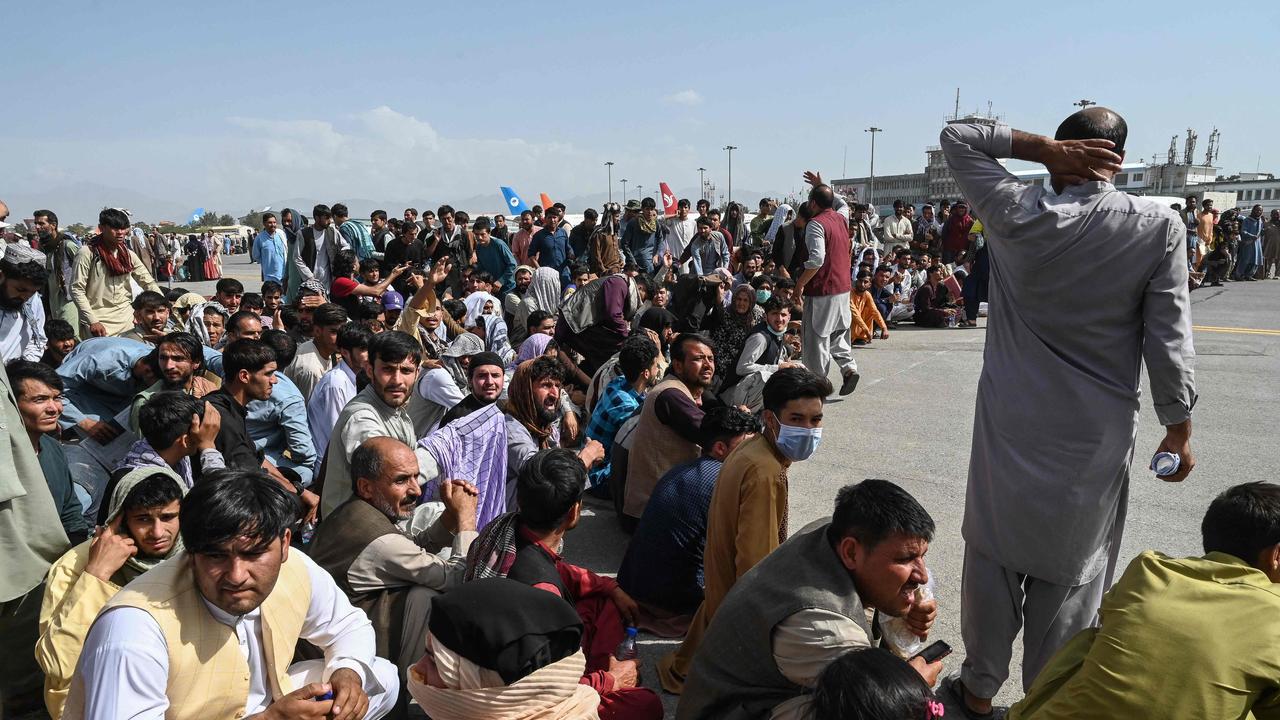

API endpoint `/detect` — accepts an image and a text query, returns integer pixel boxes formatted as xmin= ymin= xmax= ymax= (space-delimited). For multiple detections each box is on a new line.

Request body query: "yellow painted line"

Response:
xmin=1192 ymin=325 xmax=1280 ymax=335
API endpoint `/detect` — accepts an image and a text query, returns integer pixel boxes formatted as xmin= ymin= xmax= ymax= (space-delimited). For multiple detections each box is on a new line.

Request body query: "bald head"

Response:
xmin=808 ymin=184 xmax=835 ymax=210
xmin=351 ymin=436 xmax=421 ymax=520
xmin=1055 ymin=106 xmax=1127 ymax=154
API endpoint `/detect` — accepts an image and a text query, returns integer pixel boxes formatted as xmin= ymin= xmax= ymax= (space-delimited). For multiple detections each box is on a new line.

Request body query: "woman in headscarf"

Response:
xmin=184 ymin=233 xmax=205 ymax=282
xmin=36 ymin=467 xmax=187 ymax=719
xmin=510 ymin=331 xmax=554 ymax=373
xmin=281 ymin=208 xmax=305 ymax=302
xmin=710 ymin=284 xmax=763 ymax=387
xmin=186 ymin=301 xmax=229 ymax=348
xmin=464 ymin=290 xmax=501 ymax=328
xmin=407 ymin=578 xmax=600 ymax=720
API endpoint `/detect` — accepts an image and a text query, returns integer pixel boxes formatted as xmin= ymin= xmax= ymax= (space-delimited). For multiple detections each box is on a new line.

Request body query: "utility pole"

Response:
xmin=843 ymin=145 xmax=848 ymax=178
xmin=724 ymin=145 xmax=737 ymax=205
xmin=605 ymin=161 xmax=614 ymax=203
xmin=636 ymin=184 xmax=644 ymax=205
xmin=865 ymin=128 xmax=882 ymax=208
xmin=1074 ymin=99 xmax=1096 ymax=109
xmin=697 ymin=167 xmax=706 ymax=202
xmin=620 ymin=179 xmax=628 ymax=203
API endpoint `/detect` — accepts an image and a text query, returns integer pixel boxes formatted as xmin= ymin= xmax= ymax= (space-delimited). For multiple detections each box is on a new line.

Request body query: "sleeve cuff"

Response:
xmin=1154 ymin=397 xmax=1195 ymax=427
xmin=992 ymin=123 xmax=1014 ymax=159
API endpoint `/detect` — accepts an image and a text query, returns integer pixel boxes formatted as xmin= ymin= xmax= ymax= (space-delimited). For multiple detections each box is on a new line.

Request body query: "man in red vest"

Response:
xmin=793 ymin=171 xmax=859 ymax=396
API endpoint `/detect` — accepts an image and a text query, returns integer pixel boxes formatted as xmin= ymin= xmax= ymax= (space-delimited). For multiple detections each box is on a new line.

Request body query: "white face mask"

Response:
xmin=773 ymin=416 xmax=822 ymax=461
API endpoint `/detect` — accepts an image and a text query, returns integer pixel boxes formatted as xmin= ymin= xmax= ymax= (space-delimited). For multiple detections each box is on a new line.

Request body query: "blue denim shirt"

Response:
xmin=246 ymin=371 xmax=317 ymax=485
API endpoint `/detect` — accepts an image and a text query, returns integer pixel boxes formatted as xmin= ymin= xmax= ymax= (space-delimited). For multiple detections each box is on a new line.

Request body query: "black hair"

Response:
xmin=525 ymin=355 xmax=565 ymax=385
xmin=526 ymin=310 xmax=554 ymax=333
xmin=472 ymin=216 xmax=492 ymax=232
xmin=165 ymin=287 xmax=189 ymax=304
xmin=0 ymin=257 xmax=49 ymax=285
xmin=180 ymin=469 xmax=300 ymax=554
xmin=761 ymin=296 xmax=787 ymax=314
xmin=809 ymin=185 xmax=835 ymax=210
xmin=1054 ymin=107 xmax=1128 ymax=153
xmin=640 ymin=197 xmax=656 ymax=210
xmin=240 ymin=293 xmax=265 ymax=311
xmin=148 ymin=332 xmax=204 ymax=377
xmin=337 ymin=322 xmax=375 ymax=351
xmin=473 ymin=270 xmax=495 ymax=285
xmin=762 ymin=366 xmax=833 ymax=415
xmin=131 ymin=290 xmax=170 ymax=312
xmin=118 ymin=471 xmax=184 ymax=518
xmin=774 ymin=276 xmax=795 ymax=289
xmin=517 ymin=449 xmax=586 ymax=533
xmin=443 ymin=299 xmax=467 ymax=323
xmin=312 ymin=203 xmax=332 ymax=220
xmin=701 ymin=406 xmax=761 ymax=447
xmin=369 ymin=330 xmax=422 ymax=367
xmin=856 ymin=270 xmax=872 ymax=281
xmin=617 ymin=334 xmax=660 ymax=383
xmin=215 ymin=278 xmax=244 ymax=296
xmin=349 ymin=439 xmax=389 ymax=492
xmin=749 ymin=274 xmax=772 ymax=290
xmin=260 ymin=329 xmax=298 ymax=368
xmin=810 ymin=647 xmax=935 ymax=720
xmin=34 ymin=209 xmax=58 ymax=227
xmin=7 ymin=359 xmax=63 ymax=394
xmin=371 ymin=209 xmax=388 ymax=222
xmin=670 ymin=332 xmax=713 ymax=362
xmin=1202 ymin=482 xmax=1280 ymax=563
xmin=405 ymin=207 xmax=418 ymax=217
xmin=227 ymin=310 xmax=260 ymax=336
xmin=99 ymin=208 xmax=130 ymax=230
xmin=223 ymin=339 xmax=277 ymax=380
xmin=437 ymin=204 xmax=455 ymax=219
xmin=312 ymin=303 xmax=349 ymax=328
xmin=138 ymin=391 xmax=204 ymax=450
xmin=707 ymin=208 xmax=722 ymax=218
xmin=829 ymin=479 xmax=935 ymax=550
xmin=582 ymin=208 xmax=598 ymax=221
xmin=332 ymin=249 xmax=359 ymax=280
xmin=331 ymin=203 xmax=349 ymax=218
xmin=45 ymin=319 xmax=76 ymax=343
xmin=261 ymin=212 xmax=276 ymax=223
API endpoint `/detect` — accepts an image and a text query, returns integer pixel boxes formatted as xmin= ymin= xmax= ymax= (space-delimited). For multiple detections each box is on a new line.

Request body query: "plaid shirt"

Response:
xmin=586 ymin=374 xmax=644 ymax=486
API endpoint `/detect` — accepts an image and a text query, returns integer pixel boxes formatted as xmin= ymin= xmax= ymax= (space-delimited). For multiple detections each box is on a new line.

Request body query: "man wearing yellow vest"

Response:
xmin=65 ymin=469 xmax=398 ymax=720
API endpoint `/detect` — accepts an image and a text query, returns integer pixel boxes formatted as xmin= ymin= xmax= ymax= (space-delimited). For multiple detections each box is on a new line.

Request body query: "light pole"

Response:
xmin=1074 ymin=99 xmax=1095 ymax=109
xmin=620 ymin=179 xmax=628 ymax=203
xmin=724 ymin=146 xmax=737 ymax=205
xmin=865 ymin=127 xmax=881 ymax=208
xmin=636 ymin=184 xmax=644 ymax=203
xmin=697 ymin=167 xmax=706 ymax=201
xmin=605 ymin=161 xmax=614 ymax=203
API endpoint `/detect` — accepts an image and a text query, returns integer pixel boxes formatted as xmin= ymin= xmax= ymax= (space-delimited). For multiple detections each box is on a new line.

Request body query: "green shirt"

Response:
xmin=1011 ymin=551 xmax=1280 ymax=720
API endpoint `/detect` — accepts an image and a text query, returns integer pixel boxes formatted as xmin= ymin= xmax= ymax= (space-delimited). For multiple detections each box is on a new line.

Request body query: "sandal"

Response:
xmin=938 ymin=675 xmax=1006 ymax=720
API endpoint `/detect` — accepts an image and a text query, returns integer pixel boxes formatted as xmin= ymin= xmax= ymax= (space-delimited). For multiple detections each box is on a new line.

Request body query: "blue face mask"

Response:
xmin=773 ymin=417 xmax=822 ymax=461
xmin=756 ymin=290 xmax=772 ymax=304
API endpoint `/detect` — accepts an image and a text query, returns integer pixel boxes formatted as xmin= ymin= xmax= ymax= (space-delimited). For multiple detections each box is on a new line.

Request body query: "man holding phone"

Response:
xmin=676 ymin=480 xmax=941 ymax=720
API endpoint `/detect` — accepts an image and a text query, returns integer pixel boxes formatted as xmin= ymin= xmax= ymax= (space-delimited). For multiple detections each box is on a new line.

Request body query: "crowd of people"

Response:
xmin=0 ymin=105 xmax=1273 ymax=720
xmin=1181 ymin=197 xmax=1280 ymax=286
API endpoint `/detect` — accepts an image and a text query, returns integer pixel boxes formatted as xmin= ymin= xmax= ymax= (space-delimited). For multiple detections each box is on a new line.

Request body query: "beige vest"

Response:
xmin=623 ymin=377 xmax=700 ymax=518
xmin=65 ymin=550 xmax=311 ymax=720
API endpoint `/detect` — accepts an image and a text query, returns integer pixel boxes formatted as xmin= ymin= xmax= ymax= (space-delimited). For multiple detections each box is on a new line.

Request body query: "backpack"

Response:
xmin=558 ymin=273 xmax=639 ymax=335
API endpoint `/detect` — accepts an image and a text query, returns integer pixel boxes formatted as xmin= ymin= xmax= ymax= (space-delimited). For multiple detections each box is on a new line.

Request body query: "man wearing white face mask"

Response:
xmin=658 ymin=366 xmax=833 ymax=693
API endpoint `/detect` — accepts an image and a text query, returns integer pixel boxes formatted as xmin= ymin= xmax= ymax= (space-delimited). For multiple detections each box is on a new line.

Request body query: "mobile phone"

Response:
xmin=912 ymin=640 xmax=952 ymax=664
xmin=315 ymin=691 xmax=334 ymax=701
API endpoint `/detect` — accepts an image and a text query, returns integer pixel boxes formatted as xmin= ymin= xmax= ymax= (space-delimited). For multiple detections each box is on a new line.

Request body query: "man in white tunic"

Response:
xmin=940 ymin=108 xmax=1197 ymax=716
xmin=65 ymin=469 xmax=398 ymax=719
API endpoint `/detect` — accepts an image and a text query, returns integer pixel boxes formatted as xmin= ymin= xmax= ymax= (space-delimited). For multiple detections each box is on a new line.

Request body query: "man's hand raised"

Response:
xmin=803 ymin=170 xmax=824 ymax=187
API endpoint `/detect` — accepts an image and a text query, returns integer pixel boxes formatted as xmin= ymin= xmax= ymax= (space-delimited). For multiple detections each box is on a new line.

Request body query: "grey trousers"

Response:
xmin=803 ymin=292 xmax=856 ymax=381
xmin=958 ymin=546 xmax=1109 ymax=698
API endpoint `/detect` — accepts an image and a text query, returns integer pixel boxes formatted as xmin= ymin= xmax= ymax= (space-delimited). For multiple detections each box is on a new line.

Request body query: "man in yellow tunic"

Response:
xmin=70 ymin=208 xmax=160 ymax=338
xmin=849 ymin=270 xmax=889 ymax=344
xmin=658 ymin=367 xmax=832 ymax=693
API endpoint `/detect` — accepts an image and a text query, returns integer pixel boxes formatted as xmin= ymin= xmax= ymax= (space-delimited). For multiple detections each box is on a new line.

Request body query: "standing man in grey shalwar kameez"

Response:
xmin=939 ymin=108 xmax=1198 ymax=717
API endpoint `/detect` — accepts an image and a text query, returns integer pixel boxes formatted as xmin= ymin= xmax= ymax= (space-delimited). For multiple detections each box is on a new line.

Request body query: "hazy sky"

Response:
xmin=5 ymin=0 xmax=1278 ymax=213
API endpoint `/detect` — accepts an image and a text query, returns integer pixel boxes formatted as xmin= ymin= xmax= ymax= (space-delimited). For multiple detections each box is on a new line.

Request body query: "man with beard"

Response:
xmin=308 ymin=323 xmax=374 ymax=461
xmin=504 ymin=356 xmax=605 ymax=505
xmin=568 ymin=208 xmax=599 ymax=261
xmin=285 ymin=302 xmax=346 ymax=403
xmin=437 ymin=351 xmax=505 ymax=429
xmin=321 ymin=331 xmax=420 ymax=518
xmin=127 ymin=332 xmax=218 ymax=434
xmin=675 ymin=480 xmax=941 ymax=720
xmin=292 ymin=204 xmax=349 ymax=295
xmin=510 ymin=211 xmax=539 ymax=267
xmin=622 ymin=334 xmax=721 ymax=525
xmin=118 ymin=291 xmax=171 ymax=346
xmin=311 ymin=437 xmax=479 ymax=690
xmin=0 ymin=244 xmax=50 ymax=362
xmin=35 ymin=209 xmax=81 ymax=335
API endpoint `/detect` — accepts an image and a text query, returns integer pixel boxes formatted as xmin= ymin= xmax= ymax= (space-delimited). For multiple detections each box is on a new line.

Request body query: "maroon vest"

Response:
xmin=803 ymin=208 xmax=852 ymax=297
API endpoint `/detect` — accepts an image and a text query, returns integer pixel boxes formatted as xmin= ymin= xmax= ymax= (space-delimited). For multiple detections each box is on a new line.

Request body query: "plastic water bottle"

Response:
xmin=1151 ymin=452 xmax=1181 ymax=477
xmin=879 ymin=572 xmax=934 ymax=658
xmin=947 ymin=313 xmax=959 ymax=329
xmin=614 ymin=626 xmax=639 ymax=661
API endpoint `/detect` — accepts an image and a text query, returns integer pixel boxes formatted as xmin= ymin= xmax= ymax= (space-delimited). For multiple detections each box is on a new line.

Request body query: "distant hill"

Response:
xmin=1 ymin=182 xmax=195 ymax=226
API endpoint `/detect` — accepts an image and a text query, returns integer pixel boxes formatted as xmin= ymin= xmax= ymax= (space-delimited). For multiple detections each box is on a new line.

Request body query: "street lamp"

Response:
xmin=636 ymin=184 xmax=644 ymax=202
xmin=865 ymin=128 xmax=882 ymax=208
xmin=620 ymin=179 xmax=628 ymax=203
xmin=724 ymin=146 xmax=737 ymax=205
xmin=1074 ymin=99 xmax=1095 ymax=109
xmin=605 ymin=161 xmax=614 ymax=203
xmin=697 ymin=167 xmax=706 ymax=202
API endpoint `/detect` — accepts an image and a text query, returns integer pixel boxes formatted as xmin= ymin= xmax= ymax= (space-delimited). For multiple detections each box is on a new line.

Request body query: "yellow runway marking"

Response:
xmin=1193 ymin=325 xmax=1280 ymax=336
